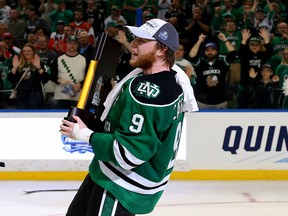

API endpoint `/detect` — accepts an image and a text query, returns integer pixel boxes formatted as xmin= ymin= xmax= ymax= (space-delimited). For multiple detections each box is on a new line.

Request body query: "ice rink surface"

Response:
xmin=1 ymin=180 xmax=288 ymax=216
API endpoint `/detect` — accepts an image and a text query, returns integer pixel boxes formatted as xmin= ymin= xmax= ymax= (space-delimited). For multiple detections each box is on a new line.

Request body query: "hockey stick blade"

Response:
xmin=24 ymin=189 xmax=78 ymax=194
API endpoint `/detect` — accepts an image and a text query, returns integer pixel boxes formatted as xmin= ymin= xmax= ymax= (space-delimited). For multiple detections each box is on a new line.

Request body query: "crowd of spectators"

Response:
xmin=0 ymin=0 xmax=288 ymax=110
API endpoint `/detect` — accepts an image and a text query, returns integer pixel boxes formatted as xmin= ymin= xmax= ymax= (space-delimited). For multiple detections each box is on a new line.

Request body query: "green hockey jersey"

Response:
xmin=89 ymin=70 xmax=185 ymax=214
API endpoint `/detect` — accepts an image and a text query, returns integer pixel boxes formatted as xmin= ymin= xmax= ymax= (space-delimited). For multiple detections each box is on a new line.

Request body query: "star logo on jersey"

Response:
xmin=134 ymin=81 xmax=160 ymax=98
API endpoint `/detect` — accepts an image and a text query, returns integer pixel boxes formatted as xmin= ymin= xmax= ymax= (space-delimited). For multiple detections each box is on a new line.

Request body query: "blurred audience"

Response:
xmin=0 ymin=44 xmax=14 ymax=108
xmin=38 ymin=0 xmax=58 ymax=26
xmin=104 ymin=5 xmax=127 ymax=29
xmin=0 ymin=0 xmax=11 ymax=24
xmin=78 ymin=30 xmax=94 ymax=62
xmin=50 ymin=35 xmax=87 ymax=110
xmin=175 ymin=42 xmax=196 ymax=86
xmin=7 ymin=8 xmax=26 ymax=45
xmin=1 ymin=0 xmax=288 ymax=110
xmin=248 ymin=64 xmax=279 ymax=108
xmin=86 ymin=0 xmax=105 ymax=38
xmin=7 ymin=43 xmax=49 ymax=109
xmin=238 ymin=28 xmax=272 ymax=108
xmin=49 ymin=0 xmax=74 ymax=33
xmin=189 ymin=33 xmax=236 ymax=109
xmin=37 ymin=35 xmax=58 ymax=109
xmin=70 ymin=9 xmax=95 ymax=45
xmin=49 ymin=23 xmax=75 ymax=55
xmin=25 ymin=6 xmax=51 ymax=39
xmin=0 ymin=32 xmax=21 ymax=58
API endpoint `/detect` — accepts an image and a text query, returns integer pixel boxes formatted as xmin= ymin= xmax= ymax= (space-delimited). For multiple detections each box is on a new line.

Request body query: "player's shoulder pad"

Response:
xmin=130 ymin=70 xmax=183 ymax=105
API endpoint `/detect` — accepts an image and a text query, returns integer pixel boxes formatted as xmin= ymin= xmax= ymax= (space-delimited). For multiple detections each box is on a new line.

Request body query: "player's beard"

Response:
xmin=129 ymin=50 xmax=156 ymax=70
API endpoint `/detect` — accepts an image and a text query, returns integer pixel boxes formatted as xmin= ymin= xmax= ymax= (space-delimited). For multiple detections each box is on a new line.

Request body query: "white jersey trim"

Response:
xmin=113 ymin=139 xmax=145 ymax=170
xmin=99 ymin=161 xmax=169 ymax=195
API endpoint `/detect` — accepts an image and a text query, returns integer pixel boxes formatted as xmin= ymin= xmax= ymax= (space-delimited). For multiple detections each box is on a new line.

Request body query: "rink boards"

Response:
xmin=0 ymin=110 xmax=288 ymax=180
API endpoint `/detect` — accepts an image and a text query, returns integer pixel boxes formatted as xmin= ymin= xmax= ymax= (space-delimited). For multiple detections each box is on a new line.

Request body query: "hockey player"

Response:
xmin=60 ymin=18 xmax=198 ymax=215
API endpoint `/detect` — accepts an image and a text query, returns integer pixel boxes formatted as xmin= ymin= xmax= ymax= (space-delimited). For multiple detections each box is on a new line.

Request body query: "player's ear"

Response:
xmin=156 ymin=46 xmax=168 ymax=56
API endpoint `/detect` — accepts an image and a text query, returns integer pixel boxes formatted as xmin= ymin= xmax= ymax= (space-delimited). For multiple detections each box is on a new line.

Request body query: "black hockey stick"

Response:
xmin=0 ymin=162 xmax=5 ymax=167
xmin=24 ymin=188 xmax=78 ymax=194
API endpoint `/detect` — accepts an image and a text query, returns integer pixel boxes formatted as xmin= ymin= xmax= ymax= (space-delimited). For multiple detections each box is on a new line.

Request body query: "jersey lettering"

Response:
xmin=173 ymin=98 xmax=184 ymax=120
xmin=167 ymin=121 xmax=182 ymax=170
xmin=203 ymin=69 xmax=221 ymax=76
xmin=173 ymin=122 xmax=182 ymax=153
